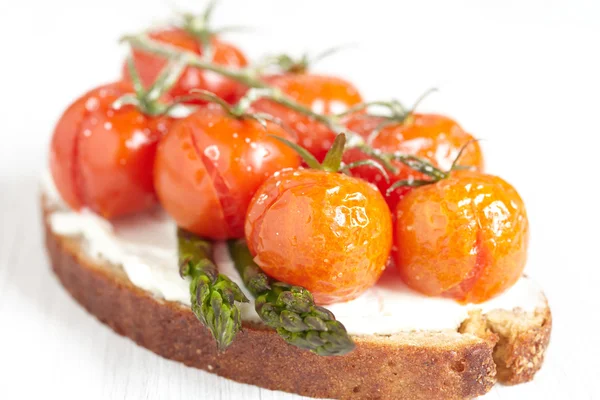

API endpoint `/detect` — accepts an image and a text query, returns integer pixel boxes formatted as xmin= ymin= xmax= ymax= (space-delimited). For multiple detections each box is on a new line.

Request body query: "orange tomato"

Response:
xmin=394 ymin=170 xmax=529 ymax=303
xmin=344 ymin=113 xmax=484 ymax=210
xmin=245 ymin=169 xmax=393 ymax=304
xmin=154 ymin=105 xmax=300 ymax=239
xmin=50 ymin=81 xmax=171 ymax=218
xmin=124 ymin=28 xmax=248 ymax=103
xmin=253 ymin=74 xmax=363 ymax=161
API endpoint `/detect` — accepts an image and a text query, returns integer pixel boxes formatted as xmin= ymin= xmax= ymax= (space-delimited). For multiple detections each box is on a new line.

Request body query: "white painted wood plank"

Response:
xmin=1 ymin=1 xmax=600 ymax=399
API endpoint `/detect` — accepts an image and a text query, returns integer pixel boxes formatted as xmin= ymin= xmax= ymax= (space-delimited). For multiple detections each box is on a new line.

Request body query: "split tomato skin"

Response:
xmin=124 ymin=28 xmax=248 ymax=103
xmin=50 ymin=81 xmax=170 ymax=219
xmin=245 ymin=169 xmax=393 ymax=305
xmin=252 ymin=74 xmax=363 ymax=161
xmin=154 ymin=106 xmax=301 ymax=239
xmin=344 ymin=113 xmax=484 ymax=210
xmin=394 ymin=170 xmax=529 ymax=304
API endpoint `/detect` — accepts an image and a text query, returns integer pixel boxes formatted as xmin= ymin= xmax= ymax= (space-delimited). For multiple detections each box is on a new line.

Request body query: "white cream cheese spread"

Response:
xmin=42 ymin=171 xmax=545 ymax=335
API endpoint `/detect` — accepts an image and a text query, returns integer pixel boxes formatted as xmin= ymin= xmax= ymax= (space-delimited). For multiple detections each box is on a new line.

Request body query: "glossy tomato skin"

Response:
xmin=245 ymin=169 xmax=392 ymax=305
xmin=50 ymin=81 xmax=171 ymax=218
xmin=394 ymin=170 xmax=529 ymax=304
xmin=154 ymin=105 xmax=301 ymax=239
xmin=124 ymin=28 xmax=248 ymax=103
xmin=252 ymin=74 xmax=363 ymax=161
xmin=344 ymin=113 xmax=484 ymax=211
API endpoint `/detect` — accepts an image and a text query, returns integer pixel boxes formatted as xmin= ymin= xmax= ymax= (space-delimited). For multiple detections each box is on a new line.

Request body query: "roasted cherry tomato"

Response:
xmin=344 ymin=113 xmax=484 ymax=210
xmin=154 ymin=105 xmax=301 ymax=239
xmin=124 ymin=28 xmax=248 ymax=103
xmin=394 ymin=170 xmax=528 ymax=303
xmin=50 ymin=81 xmax=171 ymax=219
xmin=252 ymin=74 xmax=363 ymax=161
xmin=245 ymin=169 xmax=392 ymax=304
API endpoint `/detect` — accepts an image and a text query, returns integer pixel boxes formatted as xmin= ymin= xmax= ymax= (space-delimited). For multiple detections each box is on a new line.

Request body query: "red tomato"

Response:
xmin=154 ymin=106 xmax=301 ymax=239
xmin=245 ymin=169 xmax=393 ymax=304
xmin=394 ymin=170 xmax=528 ymax=303
xmin=252 ymin=74 xmax=363 ymax=161
xmin=124 ymin=28 xmax=248 ymax=103
xmin=50 ymin=81 xmax=171 ymax=219
xmin=344 ymin=113 xmax=484 ymax=211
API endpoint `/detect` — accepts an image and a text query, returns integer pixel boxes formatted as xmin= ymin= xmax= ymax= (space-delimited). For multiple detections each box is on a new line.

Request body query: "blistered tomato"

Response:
xmin=50 ymin=81 xmax=171 ymax=218
xmin=253 ymin=74 xmax=363 ymax=161
xmin=344 ymin=113 xmax=484 ymax=210
xmin=394 ymin=170 xmax=528 ymax=303
xmin=245 ymin=169 xmax=392 ymax=304
xmin=154 ymin=105 xmax=300 ymax=239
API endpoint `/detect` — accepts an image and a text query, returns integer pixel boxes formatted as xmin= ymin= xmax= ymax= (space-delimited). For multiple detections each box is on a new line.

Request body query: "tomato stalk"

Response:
xmin=171 ymin=89 xmax=287 ymax=132
xmin=239 ymin=88 xmax=401 ymax=172
xmin=121 ymin=35 xmax=447 ymax=177
xmin=407 ymin=88 xmax=439 ymax=118
xmin=178 ymin=0 xmax=218 ymax=61
xmin=337 ymin=88 xmax=438 ymax=144
xmin=176 ymin=0 xmax=252 ymax=62
xmin=121 ymin=34 xmax=399 ymax=171
xmin=122 ymin=34 xmax=266 ymax=87
xmin=254 ymin=45 xmax=355 ymax=74
xmin=113 ymin=54 xmax=189 ymax=117
xmin=336 ymin=99 xmax=408 ymax=119
xmin=385 ymin=139 xmax=481 ymax=195
xmin=271 ymin=132 xmax=390 ymax=182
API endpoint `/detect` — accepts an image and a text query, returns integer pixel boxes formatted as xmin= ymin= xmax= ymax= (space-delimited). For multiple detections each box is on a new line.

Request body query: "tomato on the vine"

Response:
xmin=154 ymin=105 xmax=301 ymax=239
xmin=245 ymin=168 xmax=392 ymax=305
xmin=124 ymin=28 xmax=248 ymax=104
xmin=253 ymin=74 xmax=363 ymax=161
xmin=50 ymin=81 xmax=171 ymax=219
xmin=394 ymin=170 xmax=528 ymax=303
xmin=344 ymin=113 xmax=484 ymax=210
xmin=244 ymin=133 xmax=392 ymax=305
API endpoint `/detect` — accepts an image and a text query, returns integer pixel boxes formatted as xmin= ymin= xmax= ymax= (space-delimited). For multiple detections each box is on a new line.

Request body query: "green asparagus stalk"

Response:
xmin=227 ymin=239 xmax=355 ymax=356
xmin=178 ymin=229 xmax=249 ymax=351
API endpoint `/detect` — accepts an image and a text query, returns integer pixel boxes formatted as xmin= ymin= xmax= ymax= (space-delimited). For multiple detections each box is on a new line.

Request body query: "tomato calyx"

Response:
xmin=176 ymin=0 xmax=248 ymax=62
xmin=178 ymin=1 xmax=218 ymax=61
xmin=340 ymin=88 xmax=439 ymax=144
xmin=271 ymin=132 xmax=390 ymax=181
xmin=113 ymin=54 xmax=189 ymax=117
xmin=184 ymin=89 xmax=287 ymax=130
xmin=337 ymin=88 xmax=486 ymax=194
xmin=255 ymin=45 xmax=353 ymax=75
xmin=384 ymin=138 xmax=480 ymax=195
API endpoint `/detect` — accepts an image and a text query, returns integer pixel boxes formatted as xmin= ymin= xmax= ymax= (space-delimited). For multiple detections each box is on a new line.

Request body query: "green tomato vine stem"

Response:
xmin=121 ymin=34 xmax=400 ymax=173
xmin=113 ymin=53 xmax=188 ymax=117
xmin=122 ymin=34 xmax=267 ymax=87
xmin=122 ymin=33 xmax=460 ymax=182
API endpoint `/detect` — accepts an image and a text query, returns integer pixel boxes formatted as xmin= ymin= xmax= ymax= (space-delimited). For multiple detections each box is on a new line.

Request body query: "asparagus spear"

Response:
xmin=178 ymin=229 xmax=249 ymax=351
xmin=227 ymin=239 xmax=355 ymax=356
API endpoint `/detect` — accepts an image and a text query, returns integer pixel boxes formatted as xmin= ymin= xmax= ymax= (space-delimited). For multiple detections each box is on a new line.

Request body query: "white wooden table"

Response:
xmin=1 ymin=1 xmax=598 ymax=398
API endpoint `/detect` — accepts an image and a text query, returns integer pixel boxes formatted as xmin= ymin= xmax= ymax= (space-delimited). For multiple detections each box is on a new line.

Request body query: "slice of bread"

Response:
xmin=42 ymin=203 xmax=551 ymax=400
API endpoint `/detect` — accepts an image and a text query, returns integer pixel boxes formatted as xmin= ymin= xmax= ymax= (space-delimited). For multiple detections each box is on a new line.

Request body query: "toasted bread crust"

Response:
xmin=43 ymin=205 xmax=551 ymax=400
xmin=486 ymin=309 xmax=552 ymax=384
